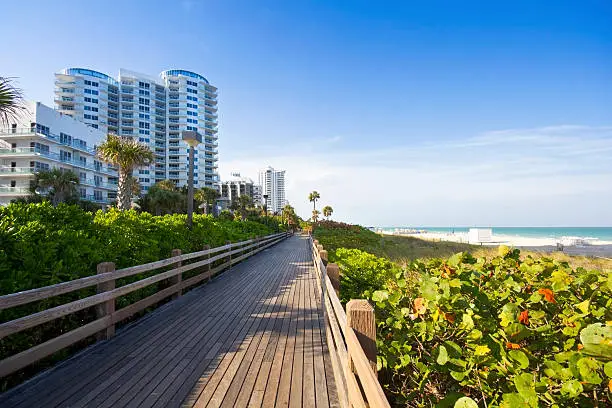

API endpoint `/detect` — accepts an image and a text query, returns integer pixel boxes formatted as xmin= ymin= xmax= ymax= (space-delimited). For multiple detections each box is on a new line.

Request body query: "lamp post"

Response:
xmin=262 ymin=194 xmax=268 ymax=217
xmin=182 ymin=130 xmax=202 ymax=228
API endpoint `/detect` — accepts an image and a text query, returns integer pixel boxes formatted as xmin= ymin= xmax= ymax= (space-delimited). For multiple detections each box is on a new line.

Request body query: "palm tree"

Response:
xmin=143 ymin=180 xmax=184 ymax=214
xmin=237 ymin=194 xmax=253 ymax=220
xmin=322 ymin=205 xmax=333 ymax=220
xmin=0 ymin=77 xmax=26 ymax=126
xmin=34 ymin=168 xmax=79 ymax=206
xmin=308 ymin=191 xmax=320 ymax=211
xmin=195 ymin=187 xmax=220 ymax=215
xmin=311 ymin=209 xmax=321 ymax=223
xmin=97 ymin=134 xmax=154 ymax=210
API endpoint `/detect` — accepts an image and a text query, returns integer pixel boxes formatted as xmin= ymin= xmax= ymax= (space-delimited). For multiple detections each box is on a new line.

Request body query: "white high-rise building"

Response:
xmin=258 ymin=166 xmax=287 ymax=214
xmin=219 ymin=172 xmax=255 ymax=204
xmin=0 ymin=102 xmax=117 ymax=205
xmin=54 ymin=68 xmax=219 ymax=193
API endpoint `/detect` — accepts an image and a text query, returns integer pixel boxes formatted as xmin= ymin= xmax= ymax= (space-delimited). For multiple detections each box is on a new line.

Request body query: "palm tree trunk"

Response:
xmin=117 ymin=169 xmax=131 ymax=210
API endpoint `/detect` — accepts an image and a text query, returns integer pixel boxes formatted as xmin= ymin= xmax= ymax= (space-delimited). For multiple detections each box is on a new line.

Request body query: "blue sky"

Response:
xmin=2 ymin=0 xmax=611 ymax=225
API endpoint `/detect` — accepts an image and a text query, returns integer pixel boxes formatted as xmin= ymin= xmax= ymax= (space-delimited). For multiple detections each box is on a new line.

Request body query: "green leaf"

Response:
xmin=605 ymin=361 xmax=612 ymax=378
xmin=459 ymin=313 xmax=475 ymax=331
xmin=437 ymin=345 xmax=449 ymax=365
xmin=560 ymin=379 xmax=584 ymax=398
xmin=508 ymin=350 xmax=529 ymax=369
xmin=505 ymin=323 xmax=531 ymax=341
xmin=450 ymin=371 xmax=467 ymax=381
xmin=474 ymin=345 xmax=490 ymax=356
xmin=577 ymin=357 xmax=602 ymax=384
xmin=543 ymin=360 xmax=565 ymax=379
xmin=513 ymin=373 xmax=535 ymax=398
xmin=371 ymin=290 xmax=389 ymax=302
xmin=575 ymin=299 xmax=590 ymax=315
xmin=499 ymin=303 xmax=519 ymax=327
xmin=500 ymin=393 xmax=530 ymax=408
xmin=579 ymin=323 xmax=612 ymax=360
xmin=453 ymin=397 xmax=478 ymax=408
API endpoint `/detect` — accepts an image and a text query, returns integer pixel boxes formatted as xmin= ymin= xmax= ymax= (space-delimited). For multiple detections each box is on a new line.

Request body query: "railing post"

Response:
xmin=327 ymin=263 xmax=340 ymax=297
xmin=96 ymin=262 xmax=116 ymax=341
xmin=204 ymin=245 xmax=211 ymax=281
xmin=227 ymin=240 xmax=232 ymax=271
xmin=320 ymin=249 xmax=328 ymax=265
xmin=170 ymin=249 xmax=182 ymax=299
xmin=346 ymin=299 xmax=377 ymax=377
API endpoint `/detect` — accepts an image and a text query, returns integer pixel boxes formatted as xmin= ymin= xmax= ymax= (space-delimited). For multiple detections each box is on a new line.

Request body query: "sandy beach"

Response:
xmin=382 ymin=231 xmax=612 ymax=258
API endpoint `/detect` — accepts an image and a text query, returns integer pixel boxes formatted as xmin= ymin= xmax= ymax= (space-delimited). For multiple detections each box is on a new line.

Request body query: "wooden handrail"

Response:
xmin=0 ymin=231 xmax=291 ymax=378
xmin=309 ymin=237 xmax=390 ymax=408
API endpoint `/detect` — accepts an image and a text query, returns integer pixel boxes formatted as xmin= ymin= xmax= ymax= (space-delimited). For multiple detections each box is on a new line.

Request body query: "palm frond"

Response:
xmin=0 ymin=77 xmax=26 ymax=126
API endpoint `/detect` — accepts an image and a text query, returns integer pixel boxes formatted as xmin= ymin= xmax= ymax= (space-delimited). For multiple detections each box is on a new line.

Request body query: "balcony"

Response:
xmin=0 ymin=128 xmax=96 ymax=155
xmin=0 ymin=186 xmax=31 ymax=195
xmin=0 ymin=147 xmax=117 ymax=175
xmin=0 ymin=167 xmax=35 ymax=176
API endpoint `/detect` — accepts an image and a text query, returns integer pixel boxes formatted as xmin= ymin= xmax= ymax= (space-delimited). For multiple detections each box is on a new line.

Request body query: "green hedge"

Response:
xmin=0 ymin=202 xmax=279 ymax=390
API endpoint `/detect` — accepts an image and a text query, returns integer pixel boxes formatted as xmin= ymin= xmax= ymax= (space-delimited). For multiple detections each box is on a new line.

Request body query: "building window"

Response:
xmin=139 ymin=106 xmax=150 ymax=112
xmin=79 ymin=188 xmax=87 ymax=198
xmin=60 ymin=150 xmax=72 ymax=162
xmin=138 ymin=98 xmax=150 ymax=106
xmin=187 ymin=95 xmax=198 ymax=102
xmin=94 ymin=190 xmax=103 ymax=201
xmin=94 ymin=175 xmax=102 ymax=186
xmin=187 ymin=88 xmax=197 ymax=94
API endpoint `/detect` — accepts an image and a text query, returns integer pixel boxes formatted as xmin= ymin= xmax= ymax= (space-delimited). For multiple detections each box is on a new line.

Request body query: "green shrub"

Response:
xmin=363 ymin=247 xmax=612 ymax=407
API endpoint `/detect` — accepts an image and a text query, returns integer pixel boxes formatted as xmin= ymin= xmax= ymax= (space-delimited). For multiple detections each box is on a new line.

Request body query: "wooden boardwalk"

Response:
xmin=0 ymin=235 xmax=338 ymax=408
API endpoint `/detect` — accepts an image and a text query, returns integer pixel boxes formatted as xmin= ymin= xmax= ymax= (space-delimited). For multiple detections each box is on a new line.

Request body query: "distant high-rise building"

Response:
xmin=258 ymin=166 xmax=286 ymax=214
xmin=219 ymin=172 xmax=255 ymax=203
xmin=0 ymin=102 xmax=117 ymax=205
xmin=54 ymin=67 xmax=219 ymax=193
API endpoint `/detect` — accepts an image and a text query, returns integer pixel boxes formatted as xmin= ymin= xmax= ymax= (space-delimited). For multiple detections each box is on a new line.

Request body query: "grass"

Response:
xmin=313 ymin=221 xmax=612 ymax=271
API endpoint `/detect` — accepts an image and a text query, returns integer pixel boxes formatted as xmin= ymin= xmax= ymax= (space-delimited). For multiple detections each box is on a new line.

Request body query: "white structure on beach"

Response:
xmin=55 ymin=67 xmax=219 ymax=192
xmin=258 ymin=166 xmax=286 ymax=214
xmin=0 ymin=102 xmax=117 ymax=205
xmin=468 ymin=228 xmax=493 ymax=244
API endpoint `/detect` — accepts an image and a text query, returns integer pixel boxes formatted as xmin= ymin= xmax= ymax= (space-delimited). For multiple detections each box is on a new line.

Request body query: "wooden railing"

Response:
xmin=0 ymin=232 xmax=291 ymax=379
xmin=310 ymin=237 xmax=390 ymax=408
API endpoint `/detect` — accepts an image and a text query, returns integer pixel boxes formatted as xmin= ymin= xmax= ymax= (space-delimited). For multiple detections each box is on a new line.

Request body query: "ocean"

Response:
xmin=376 ymin=227 xmax=612 ymax=241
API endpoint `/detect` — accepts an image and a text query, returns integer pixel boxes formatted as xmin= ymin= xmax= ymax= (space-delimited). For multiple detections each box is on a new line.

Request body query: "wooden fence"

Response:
xmin=310 ymin=237 xmax=390 ymax=408
xmin=0 ymin=232 xmax=291 ymax=379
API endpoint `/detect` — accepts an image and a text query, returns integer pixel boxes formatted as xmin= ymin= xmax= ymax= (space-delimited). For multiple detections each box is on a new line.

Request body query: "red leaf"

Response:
xmin=518 ymin=310 xmax=529 ymax=325
xmin=538 ymin=288 xmax=556 ymax=303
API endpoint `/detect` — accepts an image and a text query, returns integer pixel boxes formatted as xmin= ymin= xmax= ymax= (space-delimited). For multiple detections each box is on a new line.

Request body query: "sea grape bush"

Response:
xmin=332 ymin=245 xmax=611 ymax=407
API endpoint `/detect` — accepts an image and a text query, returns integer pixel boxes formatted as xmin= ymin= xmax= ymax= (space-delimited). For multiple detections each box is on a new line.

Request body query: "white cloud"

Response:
xmin=220 ymin=125 xmax=612 ymax=226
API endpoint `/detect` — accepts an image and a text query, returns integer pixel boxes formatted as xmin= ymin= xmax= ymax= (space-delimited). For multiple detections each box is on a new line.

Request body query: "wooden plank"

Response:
xmin=155 ymin=251 xmax=291 ymax=408
xmin=78 ymin=247 xmax=288 ymax=408
xmin=251 ymin=248 xmax=300 ymax=408
xmin=135 ymin=249 xmax=289 ymax=408
xmin=190 ymin=247 xmax=292 ymax=408
xmin=288 ymin=263 xmax=307 ymax=408
xmin=302 ymin=258 xmax=317 ymax=408
xmin=231 ymin=241 xmax=300 ymax=408
xmin=216 ymin=249 xmax=295 ymax=408
xmin=69 ymin=248 xmax=283 ymax=408
xmin=261 ymin=251 xmax=302 ymax=408
xmin=308 ymin=266 xmax=330 ymax=408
